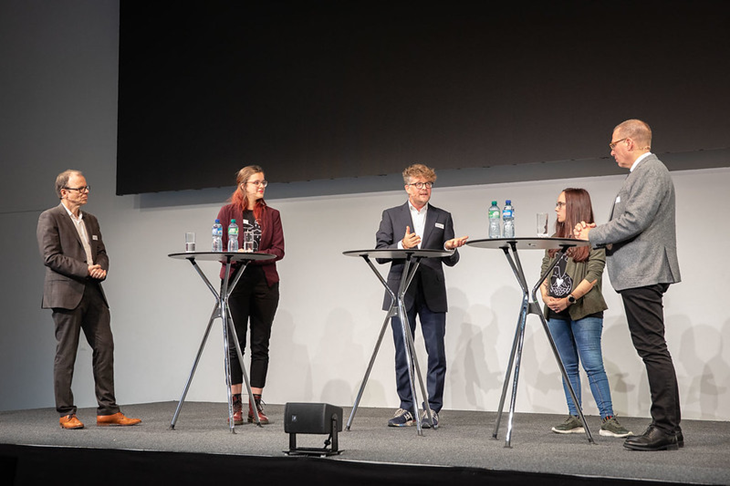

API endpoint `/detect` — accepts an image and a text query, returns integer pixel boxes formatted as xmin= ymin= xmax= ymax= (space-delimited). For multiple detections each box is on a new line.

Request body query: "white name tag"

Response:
xmin=435 ymin=222 xmax=444 ymax=229
xmin=615 ymin=196 xmax=621 ymax=204
xmin=92 ymin=235 xmax=98 ymax=241
xmin=243 ymin=219 xmax=250 ymax=225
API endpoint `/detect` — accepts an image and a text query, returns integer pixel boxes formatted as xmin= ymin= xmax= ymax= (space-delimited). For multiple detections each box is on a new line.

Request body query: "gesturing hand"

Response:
xmin=445 ymin=235 xmax=469 ymax=250
xmin=402 ymin=226 xmax=421 ymax=249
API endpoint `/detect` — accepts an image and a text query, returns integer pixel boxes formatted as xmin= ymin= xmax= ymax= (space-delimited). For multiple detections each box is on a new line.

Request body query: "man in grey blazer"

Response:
xmin=376 ymin=164 xmax=468 ymax=427
xmin=37 ymin=170 xmax=141 ymax=429
xmin=575 ymin=120 xmax=681 ymax=451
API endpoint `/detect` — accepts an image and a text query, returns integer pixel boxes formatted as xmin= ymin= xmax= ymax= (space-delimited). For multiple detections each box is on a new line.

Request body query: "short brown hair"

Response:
xmin=55 ymin=169 xmax=83 ymax=199
xmin=402 ymin=164 xmax=437 ymax=184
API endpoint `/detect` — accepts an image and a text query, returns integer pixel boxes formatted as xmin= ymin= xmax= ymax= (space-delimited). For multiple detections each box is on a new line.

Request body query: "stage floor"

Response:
xmin=1 ymin=402 xmax=729 ymax=485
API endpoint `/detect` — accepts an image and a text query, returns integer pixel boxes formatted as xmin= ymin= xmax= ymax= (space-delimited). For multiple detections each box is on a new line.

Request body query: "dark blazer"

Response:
xmin=37 ymin=203 xmax=109 ymax=310
xmin=589 ymin=154 xmax=681 ymax=291
xmin=375 ymin=202 xmax=459 ymax=312
xmin=217 ymin=203 xmax=285 ymax=287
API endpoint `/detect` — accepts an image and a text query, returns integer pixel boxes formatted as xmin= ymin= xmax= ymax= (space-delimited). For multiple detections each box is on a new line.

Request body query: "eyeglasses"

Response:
xmin=609 ymin=138 xmax=627 ymax=150
xmin=407 ymin=182 xmax=433 ymax=189
xmin=65 ymin=185 xmax=91 ymax=193
xmin=555 ymin=201 xmax=566 ymax=208
xmin=246 ymin=180 xmax=268 ymax=187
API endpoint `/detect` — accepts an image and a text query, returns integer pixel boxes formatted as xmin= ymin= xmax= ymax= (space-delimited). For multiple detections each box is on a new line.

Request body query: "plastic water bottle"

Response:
xmin=502 ymin=200 xmax=515 ymax=238
xmin=211 ymin=219 xmax=223 ymax=252
xmin=488 ymin=201 xmax=501 ymax=238
xmin=227 ymin=219 xmax=239 ymax=252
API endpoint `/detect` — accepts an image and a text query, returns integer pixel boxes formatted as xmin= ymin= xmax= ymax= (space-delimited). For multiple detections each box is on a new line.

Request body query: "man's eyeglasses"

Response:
xmin=246 ymin=180 xmax=268 ymax=187
xmin=407 ymin=182 xmax=433 ymax=189
xmin=65 ymin=186 xmax=91 ymax=193
xmin=609 ymin=138 xmax=627 ymax=150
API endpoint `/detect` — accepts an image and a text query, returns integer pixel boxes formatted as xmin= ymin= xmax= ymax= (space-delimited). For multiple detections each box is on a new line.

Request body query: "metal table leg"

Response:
xmin=170 ymin=255 xmax=257 ymax=432
xmin=346 ymin=254 xmax=434 ymax=434
xmin=492 ymin=243 xmax=595 ymax=447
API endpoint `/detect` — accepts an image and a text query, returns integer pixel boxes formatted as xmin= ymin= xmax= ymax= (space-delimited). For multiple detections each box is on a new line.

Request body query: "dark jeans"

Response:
xmin=620 ymin=283 xmax=681 ymax=433
xmin=51 ymin=282 xmax=119 ymax=417
xmin=226 ymin=267 xmax=279 ymax=389
xmin=391 ymin=294 xmax=447 ymax=414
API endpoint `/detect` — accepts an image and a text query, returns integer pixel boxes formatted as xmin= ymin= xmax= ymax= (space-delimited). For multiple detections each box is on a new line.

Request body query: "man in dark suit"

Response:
xmin=37 ymin=169 xmax=141 ymax=429
xmin=376 ymin=164 xmax=468 ymax=427
xmin=575 ymin=120 xmax=682 ymax=451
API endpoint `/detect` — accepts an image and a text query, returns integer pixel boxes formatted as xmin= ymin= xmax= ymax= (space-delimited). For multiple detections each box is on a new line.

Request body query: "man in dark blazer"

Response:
xmin=37 ymin=169 xmax=141 ymax=429
xmin=576 ymin=120 xmax=682 ymax=451
xmin=376 ymin=164 xmax=468 ymax=427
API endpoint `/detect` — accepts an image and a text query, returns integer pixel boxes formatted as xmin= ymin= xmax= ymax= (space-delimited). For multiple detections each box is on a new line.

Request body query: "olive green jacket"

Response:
xmin=540 ymin=246 xmax=608 ymax=321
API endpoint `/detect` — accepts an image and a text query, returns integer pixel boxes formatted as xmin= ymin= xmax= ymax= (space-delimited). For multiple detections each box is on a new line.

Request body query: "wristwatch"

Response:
xmin=567 ymin=294 xmax=577 ymax=304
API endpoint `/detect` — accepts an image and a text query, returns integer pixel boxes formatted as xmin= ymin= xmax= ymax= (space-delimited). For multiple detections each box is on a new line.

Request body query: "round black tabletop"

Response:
xmin=466 ymin=237 xmax=589 ymax=250
xmin=343 ymin=248 xmax=454 ymax=259
xmin=168 ymin=251 xmax=276 ymax=262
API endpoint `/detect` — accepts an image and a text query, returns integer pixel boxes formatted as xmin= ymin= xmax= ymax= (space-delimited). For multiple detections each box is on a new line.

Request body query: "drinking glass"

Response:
xmin=185 ymin=232 xmax=196 ymax=252
xmin=536 ymin=213 xmax=549 ymax=237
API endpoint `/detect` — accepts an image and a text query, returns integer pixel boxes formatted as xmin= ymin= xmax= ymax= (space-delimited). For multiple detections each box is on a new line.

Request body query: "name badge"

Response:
xmin=435 ymin=222 xmax=444 ymax=229
xmin=615 ymin=196 xmax=621 ymax=204
xmin=92 ymin=235 xmax=98 ymax=241
xmin=243 ymin=219 xmax=249 ymax=225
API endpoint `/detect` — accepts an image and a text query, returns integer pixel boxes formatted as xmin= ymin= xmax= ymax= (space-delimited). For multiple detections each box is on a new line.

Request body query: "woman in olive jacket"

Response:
xmin=540 ymin=188 xmax=631 ymax=438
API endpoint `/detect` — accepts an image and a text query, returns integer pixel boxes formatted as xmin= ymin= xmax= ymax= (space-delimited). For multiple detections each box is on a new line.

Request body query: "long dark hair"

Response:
xmin=548 ymin=188 xmax=595 ymax=262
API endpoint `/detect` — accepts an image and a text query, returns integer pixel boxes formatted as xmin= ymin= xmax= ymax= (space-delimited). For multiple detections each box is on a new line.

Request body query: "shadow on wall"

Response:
xmin=676 ymin=318 xmax=729 ymax=420
xmin=316 ymin=307 xmax=369 ymax=407
xmin=269 ymin=309 xmax=313 ymax=403
xmin=448 ymin=287 xmax=505 ymax=411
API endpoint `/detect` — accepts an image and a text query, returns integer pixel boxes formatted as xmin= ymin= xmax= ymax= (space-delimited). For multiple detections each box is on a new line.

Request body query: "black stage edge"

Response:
xmin=1 ymin=402 xmax=728 ymax=485
xmin=0 ymin=443 xmax=676 ymax=486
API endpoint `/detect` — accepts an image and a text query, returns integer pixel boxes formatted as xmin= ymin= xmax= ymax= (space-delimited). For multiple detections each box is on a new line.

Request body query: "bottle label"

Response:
xmin=503 ymin=209 xmax=513 ymax=218
xmin=489 ymin=210 xmax=500 ymax=218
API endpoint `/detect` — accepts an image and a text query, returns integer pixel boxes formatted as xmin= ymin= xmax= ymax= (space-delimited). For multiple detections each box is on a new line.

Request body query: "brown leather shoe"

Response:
xmin=248 ymin=395 xmax=270 ymax=425
xmin=96 ymin=412 xmax=141 ymax=426
xmin=229 ymin=394 xmax=244 ymax=425
xmin=59 ymin=414 xmax=84 ymax=429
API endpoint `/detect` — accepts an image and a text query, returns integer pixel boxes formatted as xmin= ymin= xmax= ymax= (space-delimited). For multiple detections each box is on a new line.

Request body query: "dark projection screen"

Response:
xmin=117 ymin=0 xmax=730 ymax=195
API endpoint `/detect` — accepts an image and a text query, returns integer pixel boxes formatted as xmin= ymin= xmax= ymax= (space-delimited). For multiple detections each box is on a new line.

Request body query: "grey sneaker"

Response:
xmin=420 ymin=410 xmax=439 ymax=429
xmin=552 ymin=415 xmax=585 ymax=434
xmin=387 ymin=408 xmax=415 ymax=427
xmin=600 ymin=416 xmax=633 ymax=438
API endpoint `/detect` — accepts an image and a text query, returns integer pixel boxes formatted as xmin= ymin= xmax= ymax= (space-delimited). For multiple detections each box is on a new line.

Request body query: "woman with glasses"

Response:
xmin=217 ymin=165 xmax=285 ymax=425
xmin=540 ymin=188 xmax=632 ymax=438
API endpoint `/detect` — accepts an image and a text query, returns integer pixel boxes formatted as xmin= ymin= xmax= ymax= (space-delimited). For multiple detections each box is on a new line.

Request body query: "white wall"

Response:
xmin=1 ymin=1 xmax=729 ymax=422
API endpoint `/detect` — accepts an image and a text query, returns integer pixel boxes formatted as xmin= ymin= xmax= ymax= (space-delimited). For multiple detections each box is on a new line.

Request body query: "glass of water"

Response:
xmin=536 ymin=213 xmax=549 ymax=237
xmin=185 ymin=232 xmax=196 ymax=252
xmin=243 ymin=230 xmax=254 ymax=252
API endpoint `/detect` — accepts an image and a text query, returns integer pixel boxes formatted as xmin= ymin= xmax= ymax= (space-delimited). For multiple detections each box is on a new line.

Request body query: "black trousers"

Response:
xmin=226 ymin=267 xmax=279 ymax=389
xmin=620 ymin=284 xmax=681 ymax=434
xmin=51 ymin=282 xmax=119 ymax=417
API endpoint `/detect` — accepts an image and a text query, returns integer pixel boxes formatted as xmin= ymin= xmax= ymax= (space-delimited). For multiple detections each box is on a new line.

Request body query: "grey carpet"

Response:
xmin=1 ymin=402 xmax=728 ymax=485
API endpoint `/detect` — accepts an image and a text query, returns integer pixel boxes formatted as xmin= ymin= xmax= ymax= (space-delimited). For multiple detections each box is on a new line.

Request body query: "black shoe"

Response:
xmin=676 ymin=426 xmax=684 ymax=448
xmin=623 ymin=425 xmax=679 ymax=451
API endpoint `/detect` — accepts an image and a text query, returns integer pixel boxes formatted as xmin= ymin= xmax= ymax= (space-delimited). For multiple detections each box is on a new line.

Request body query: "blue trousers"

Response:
xmin=391 ymin=301 xmax=446 ymax=413
xmin=547 ymin=316 xmax=615 ymax=419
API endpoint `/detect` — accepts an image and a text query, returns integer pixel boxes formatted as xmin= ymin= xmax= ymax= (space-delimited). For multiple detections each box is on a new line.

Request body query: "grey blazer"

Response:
xmin=37 ymin=203 xmax=109 ymax=309
xmin=375 ymin=202 xmax=459 ymax=312
xmin=589 ymin=154 xmax=681 ymax=291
